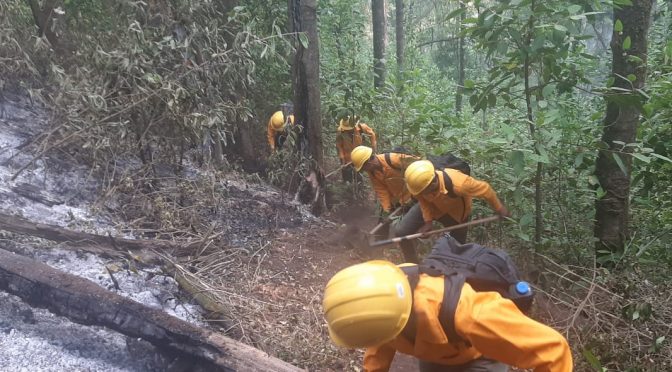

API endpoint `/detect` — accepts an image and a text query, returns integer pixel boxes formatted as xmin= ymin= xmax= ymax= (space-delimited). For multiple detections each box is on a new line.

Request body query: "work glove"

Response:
xmin=417 ymin=221 xmax=434 ymax=234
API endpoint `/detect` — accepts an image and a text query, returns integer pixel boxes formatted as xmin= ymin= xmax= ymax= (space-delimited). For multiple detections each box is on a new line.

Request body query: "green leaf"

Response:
xmin=446 ymin=7 xmax=466 ymax=21
xmin=298 ymin=32 xmax=309 ymax=49
xmin=538 ymin=100 xmax=548 ymax=109
xmin=542 ymin=84 xmax=555 ymax=98
xmin=651 ymin=153 xmax=672 ymax=163
xmin=554 ymin=24 xmax=568 ymax=32
xmin=567 ymin=5 xmax=582 ymax=14
xmin=509 ymin=150 xmax=526 ymax=175
xmin=642 ymin=103 xmax=654 ymax=118
xmin=488 ymin=93 xmax=497 ymax=108
xmin=623 ymin=36 xmax=631 ymax=50
xmin=632 ymin=153 xmax=651 ymax=163
xmin=627 ymin=55 xmax=644 ymax=64
xmin=612 ymin=153 xmax=628 ymax=176
xmin=464 ymin=79 xmax=475 ymax=89
xmin=581 ymin=349 xmax=603 ymax=372
xmin=626 ymin=74 xmax=636 ymax=82
xmin=614 ymin=19 xmax=623 ymax=32
xmin=614 ymin=0 xmax=633 ymax=6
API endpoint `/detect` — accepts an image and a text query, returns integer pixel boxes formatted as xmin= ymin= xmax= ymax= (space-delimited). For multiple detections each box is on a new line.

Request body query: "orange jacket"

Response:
xmin=336 ymin=123 xmax=377 ymax=163
xmin=366 ymin=153 xmax=419 ymax=212
xmin=364 ymin=274 xmax=573 ymax=372
xmin=267 ymin=111 xmax=295 ymax=151
xmin=416 ymin=168 xmax=503 ymax=223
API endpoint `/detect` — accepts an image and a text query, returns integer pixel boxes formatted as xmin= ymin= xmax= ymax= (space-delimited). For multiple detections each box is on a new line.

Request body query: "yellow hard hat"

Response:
xmin=404 ymin=160 xmax=436 ymax=195
xmin=270 ymin=111 xmax=286 ymax=131
xmin=338 ymin=116 xmax=355 ymax=131
xmin=323 ymin=260 xmax=412 ymax=349
xmin=351 ymin=146 xmax=373 ymax=172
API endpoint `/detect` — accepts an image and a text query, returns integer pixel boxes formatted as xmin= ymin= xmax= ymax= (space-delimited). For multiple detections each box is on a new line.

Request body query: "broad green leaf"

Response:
xmin=509 ymin=150 xmax=526 ymax=175
xmin=614 ymin=0 xmax=633 ymax=6
xmin=612 ymin=153 xmax=628 ymax=176
xmin=614 ymin=19 xmax=623 ymax=32
xmin=627 ymin=55 xmax=644 ymax=64
xmin=298 ymin=32 xmax=309 ymax=49
xmin=554 ymin=24 xmax=568 ymax=32
xmin=632 ymin=153 xmax=651 ymax=163
xmin=567 ymin=5 xmax=582 ymax=14
xmin=627 ymin=74 xmax=636 ymax=82
xmin=464 ymin=79 xmax=475 ymax=89
xmin=651 ymin=153 xmax=672 ymax=163
xmin=445 ymin=7 xmax=466 ymax=21
xmin=623 ymin=36 xmax=631 ymax=50
xmin=642 ymin=103 xmax=654 ymax=118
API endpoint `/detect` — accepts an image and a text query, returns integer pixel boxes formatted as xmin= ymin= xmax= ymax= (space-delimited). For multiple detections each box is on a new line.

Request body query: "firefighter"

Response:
xmin=395 ymin=160 xmax=510 ymax=263
xmin=336 ymin=115 xmax=377 ymax=183
xmin=350 ymin=145 xmax=419 ymax=239
xmin=323 ymin=260 xmax=573 ymax=372
xmin=267 ymin=103 xmax=295 ymax=152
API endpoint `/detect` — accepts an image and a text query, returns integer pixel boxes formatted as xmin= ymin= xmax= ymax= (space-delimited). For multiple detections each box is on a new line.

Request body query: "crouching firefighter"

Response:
xmin=350 ymin=145 xmax=420 ymax=241
xmin=323 ymin=235 xmax=573 ymax=372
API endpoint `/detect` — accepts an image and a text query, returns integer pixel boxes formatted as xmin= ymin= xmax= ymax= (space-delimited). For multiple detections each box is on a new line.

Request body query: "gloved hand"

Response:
xmin=496 ymin=206 xmax=511 ymax=218
xmin=417 ymin=221 xmax=434 ymax=234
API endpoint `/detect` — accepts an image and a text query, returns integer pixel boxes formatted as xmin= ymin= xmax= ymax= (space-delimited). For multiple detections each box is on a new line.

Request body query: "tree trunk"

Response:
xmin=0 ymin=248 xmax=302 ymax=372
xmin=395 ymin=0 xmax=404 ymax=88
xmin=25 ymin=0 xmax=62 ymax=52
xmin=289 ymin=0 xmax=326 ymax=215
xmin=594 ymin=0 xmax=653 ymax=253
xmin=372 ymin=0 xmax=387 ymax=89
xmin=455 ymin=1 xmax=466 ymax=113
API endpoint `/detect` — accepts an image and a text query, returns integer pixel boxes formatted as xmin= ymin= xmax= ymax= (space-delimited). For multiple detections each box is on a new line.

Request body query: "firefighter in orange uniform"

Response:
xmin=323 ymin=260 xmax=573 ymax=372
xmin=336 ymin=115 xmax=377 ymax=182
xmin=350 ymin=145 xmax=419 ymax=239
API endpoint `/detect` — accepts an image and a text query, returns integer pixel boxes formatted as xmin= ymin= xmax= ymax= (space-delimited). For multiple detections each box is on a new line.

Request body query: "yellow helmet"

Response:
xmin=323 ymin=260 xmax=412 ymax=349
xmin=351 ymin=146 xmax=373 ymax=172
xmin=404 ymin=160 xmax=436 ymax=195
xmin=338 ymin=115 xmax=356 ymax=131
xmin=270 ymin=111 xmax=286 ymax=131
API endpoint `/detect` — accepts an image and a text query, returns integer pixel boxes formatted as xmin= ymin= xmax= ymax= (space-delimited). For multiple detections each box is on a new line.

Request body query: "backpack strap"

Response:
xmin=440 ymin=170 xmax=458 ymax=198
xmin=383 ymin=153 xmax=402 ymax=170
xmin=399 ymin=265 xmax=469 ymax=347
xmin=439 ymin=274 xmax=470 ymax=346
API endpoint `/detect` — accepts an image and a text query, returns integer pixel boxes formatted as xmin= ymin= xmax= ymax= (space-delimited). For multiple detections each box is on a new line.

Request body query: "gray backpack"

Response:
xmin=400 ymin=235 xmax=534 ymax=345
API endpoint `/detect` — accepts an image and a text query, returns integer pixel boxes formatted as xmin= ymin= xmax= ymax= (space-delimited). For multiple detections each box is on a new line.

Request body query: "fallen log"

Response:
xmin=0 ymin=248 xmax=303 ymax=372
xmin=0 ymin=212 xmax=175 ymax=252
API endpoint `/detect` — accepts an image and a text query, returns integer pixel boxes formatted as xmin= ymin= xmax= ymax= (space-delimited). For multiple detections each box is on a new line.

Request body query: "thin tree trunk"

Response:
xmin=290 ymin=0 xmax=325 ymax=215
xmin=372 ymin=0 xmax=387 ymax=89
xmin=523 ymin=0 xmax=543 ymax=250
xmin=395 ymin=0 xmax=405 ymax=89
xmin=455 ymin=1 xmax=466 ymax=113
xmin=25 ymin=0 xmax=62 ymax=51
xmin=595 ymin=0 xmax=653 ymax=253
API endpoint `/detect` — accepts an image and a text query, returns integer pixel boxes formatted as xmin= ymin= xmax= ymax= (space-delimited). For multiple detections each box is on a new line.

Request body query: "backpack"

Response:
xmin=381 ymin=146 xmax=417 ymax=169
xmin=427 ymin=153 xmax=471 ymax=198
xmin=428 ymin=152 xmax=471 ymax=176
xmin=399 ymin=234 xmax=534 ymax=345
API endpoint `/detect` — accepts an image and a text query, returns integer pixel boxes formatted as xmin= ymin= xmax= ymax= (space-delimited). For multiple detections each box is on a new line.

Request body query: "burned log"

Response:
xmin=0 ymin=212 xmax=176 ymax=253
xmin=0 ymin=248 xmax=303 ymax=372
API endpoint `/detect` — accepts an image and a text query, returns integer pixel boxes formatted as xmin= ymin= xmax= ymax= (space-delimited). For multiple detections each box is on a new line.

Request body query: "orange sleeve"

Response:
xmin=390 ymin=153 xmax=420 ymax=170
xmin=369 ymin=173 xmax=393 ymax=212
xmin=364 ymin=343 xmax=396 ymax=372
xmin=336 ymin=134 xmax=347 ymax=163
xmin=359 ymin=123 xmax=378 ymax=152
xmin=456 ymin=287 xmax=573 ymax=372
xmin=267 ymin=121 xmax=276 ymax=151
xmin=454 ymin=175 xmax=503 ymax=212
